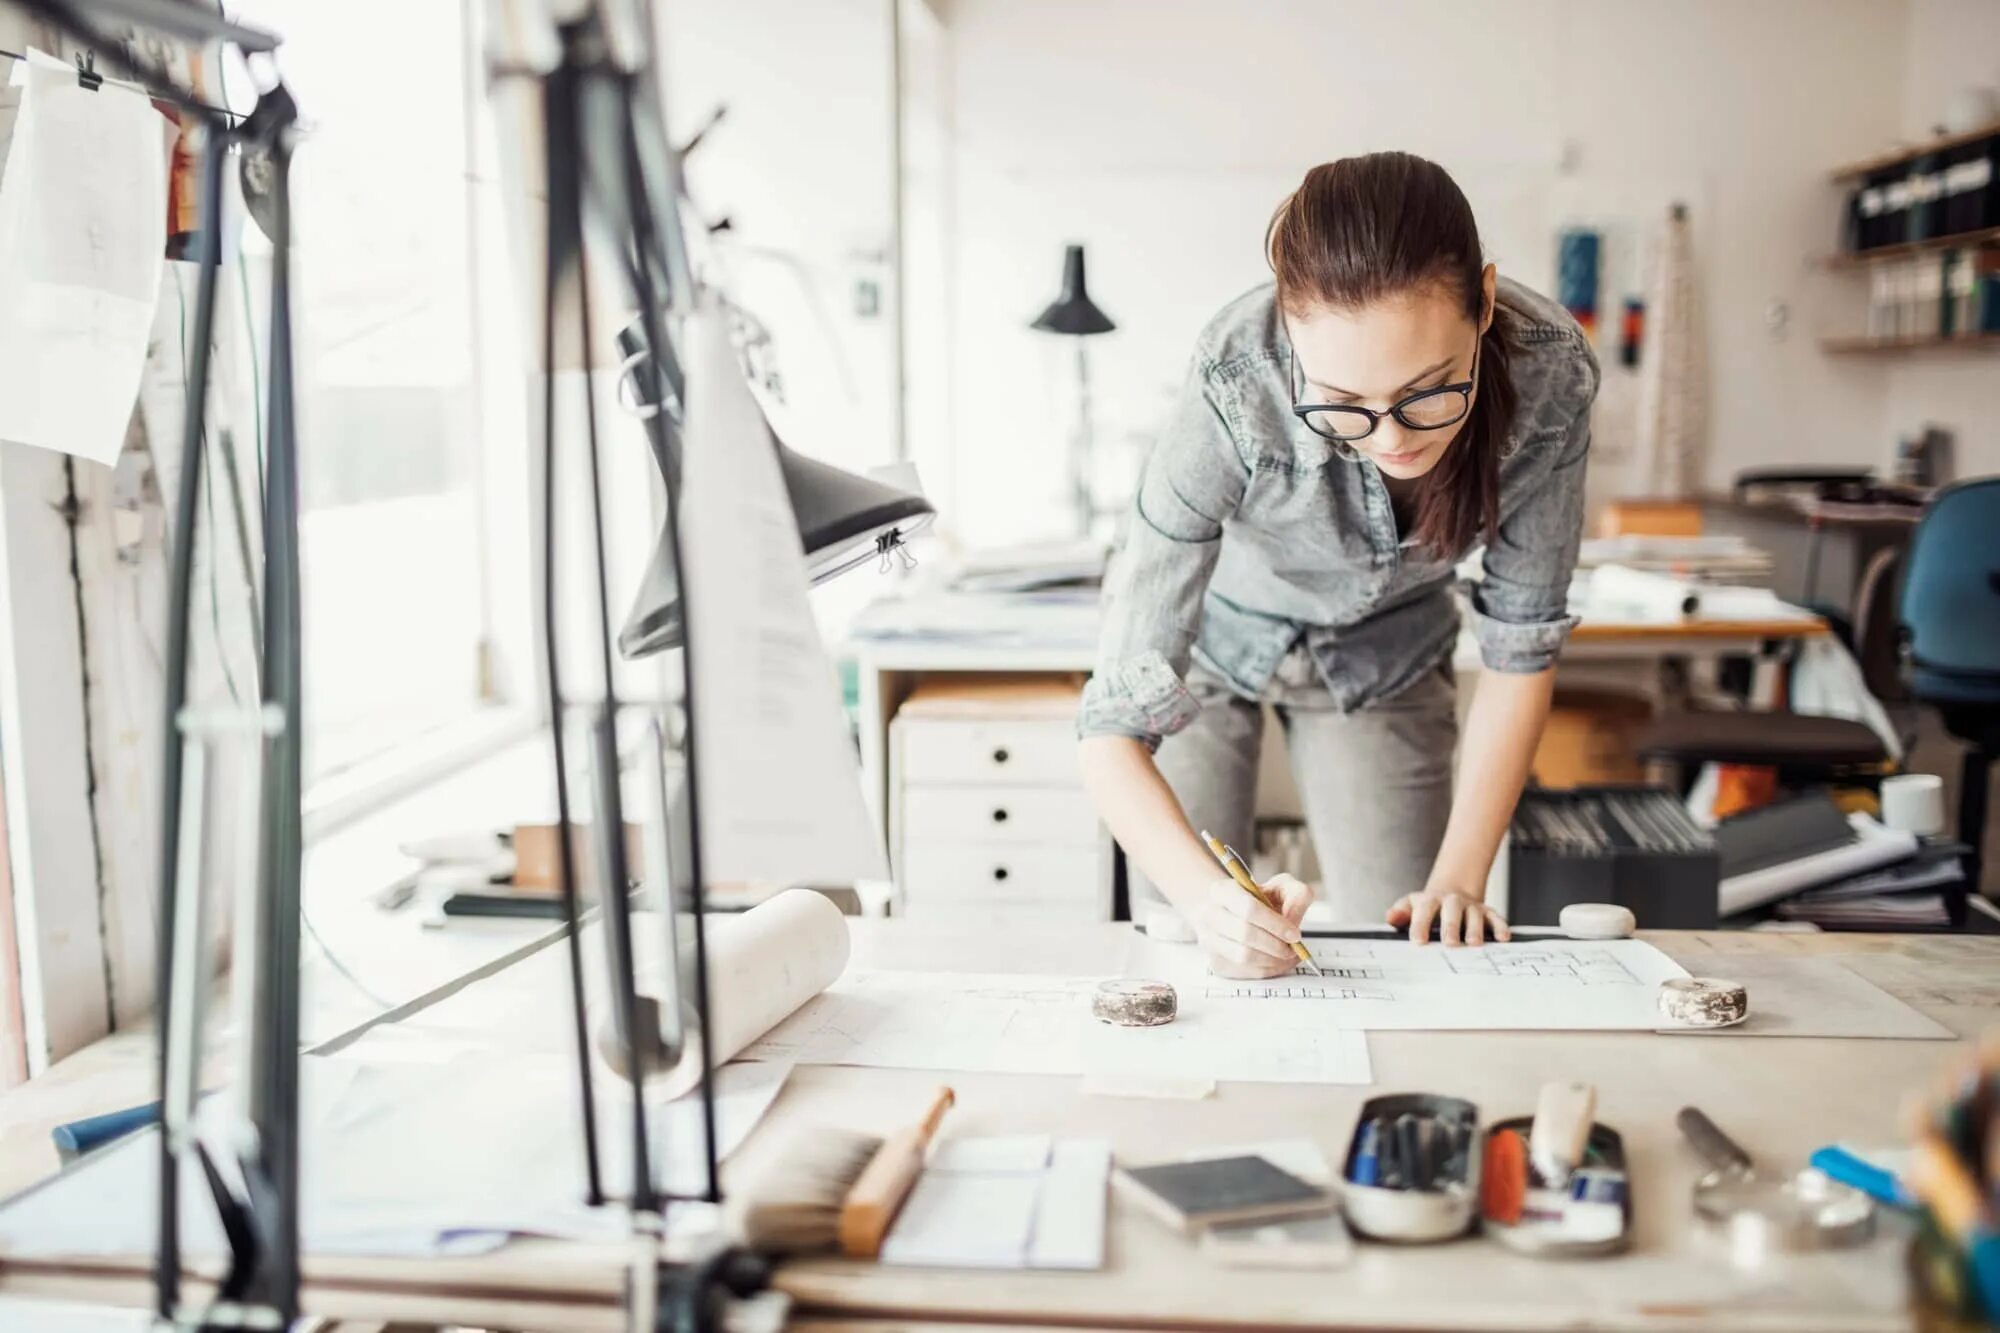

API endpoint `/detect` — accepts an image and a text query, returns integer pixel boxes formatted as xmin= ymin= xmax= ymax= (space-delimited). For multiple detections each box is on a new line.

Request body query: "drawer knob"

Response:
xmin=991 ymin=807 xmax=1009 ymax=824
xmin=992 ymin=746 xmax=1010 ymax=764
xmin=993 ymin=866 xmax=1010 ymax=882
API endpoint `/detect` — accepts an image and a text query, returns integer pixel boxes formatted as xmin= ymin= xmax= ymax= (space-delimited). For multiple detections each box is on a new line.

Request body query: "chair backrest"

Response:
xmin=1852 ymin=544 xmax=1906 ymax=704
xmin=1900 ymin=477 xmax=2000 ymax=704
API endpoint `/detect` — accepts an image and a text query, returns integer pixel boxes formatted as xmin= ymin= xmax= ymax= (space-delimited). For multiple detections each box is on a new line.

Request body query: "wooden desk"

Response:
xmin=0 ymin=921 xmax=1991 ymax=1331
xmin=847 ymin=595 xmax=1828 ymax=913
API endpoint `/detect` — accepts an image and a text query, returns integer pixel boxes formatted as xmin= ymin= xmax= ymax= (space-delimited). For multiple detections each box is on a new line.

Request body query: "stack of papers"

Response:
xmin=947 ymin=540 xmax=1108 ymax=594
xmin=1774 ymin=843 xmax=1965 ymax=928
xmin=847 ymin=590 xmax=1102 ymax=652
xmin=1575 ymin=535 xmax=1773 ymax=583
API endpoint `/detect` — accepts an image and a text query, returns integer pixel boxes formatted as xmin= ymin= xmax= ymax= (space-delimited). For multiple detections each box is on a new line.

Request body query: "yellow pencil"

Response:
xmin=1199 ymin=830 xmax=1322 ymax=977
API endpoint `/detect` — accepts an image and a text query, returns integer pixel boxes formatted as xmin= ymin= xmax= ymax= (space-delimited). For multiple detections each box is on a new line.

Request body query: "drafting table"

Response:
xmin=0 ymin=919 xmax=1988 ymax=1331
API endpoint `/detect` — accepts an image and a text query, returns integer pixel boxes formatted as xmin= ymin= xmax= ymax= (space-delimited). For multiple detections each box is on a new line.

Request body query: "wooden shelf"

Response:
xmin=1820 ymin=225 xmax=2000 ymax=270
xmin=1820 ymin=332 xmax=2000 ymax=354
xmin=1830 ymin=121 xmax=2000 ymax=182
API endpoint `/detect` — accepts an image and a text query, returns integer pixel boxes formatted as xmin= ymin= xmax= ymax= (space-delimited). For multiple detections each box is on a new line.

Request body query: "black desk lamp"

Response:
xmin=1031 ymin=243 xmax=1115 ymax=536
xmin=615 ymin=315 xmax=934 ymax=658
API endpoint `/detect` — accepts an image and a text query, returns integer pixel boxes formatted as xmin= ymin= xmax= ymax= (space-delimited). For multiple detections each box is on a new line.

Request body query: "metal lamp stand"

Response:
xmin=11 ymin=2 xmax=309 ymax=1328
xmin=498 ymin=2 xmax=768 ymax=1327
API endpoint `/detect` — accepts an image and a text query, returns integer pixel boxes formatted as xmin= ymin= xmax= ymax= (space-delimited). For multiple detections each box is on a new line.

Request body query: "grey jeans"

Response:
xmin=1137 ymin=645 xmax=1458 ymax=920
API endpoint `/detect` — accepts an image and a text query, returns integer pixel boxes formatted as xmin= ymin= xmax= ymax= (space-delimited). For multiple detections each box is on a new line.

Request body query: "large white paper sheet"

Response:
xmin=678 ymin=305 xmax=886 ymax=885
xmin=0 ymin=49 xmax=166 ymax=463
xmin=0 ymin=1053 xmax=789 ymax=1259
xmin=740 ymin=971 xmax=1372 ymax=1085
xmin=1128 ymin=936 xmax=1692 ymax=1032
xmin=1654 ymin=953 xmax=1952 ymax=1040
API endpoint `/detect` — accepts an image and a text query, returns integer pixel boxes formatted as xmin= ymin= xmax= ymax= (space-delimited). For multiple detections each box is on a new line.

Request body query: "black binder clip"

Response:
xmin=75 ymin=50 xmax=101 ymax=92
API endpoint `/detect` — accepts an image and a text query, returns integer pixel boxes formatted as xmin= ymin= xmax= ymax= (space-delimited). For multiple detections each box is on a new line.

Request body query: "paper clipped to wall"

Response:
xmin=677 ymin=304 xmax=887 ymax=886
xmin=0 ymin=49 xmax=167 ymax=464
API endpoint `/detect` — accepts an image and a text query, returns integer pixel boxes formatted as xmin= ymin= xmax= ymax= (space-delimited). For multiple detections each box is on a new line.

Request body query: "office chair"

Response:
xmin=1635 ymin=545 xmax=1902 ymax=789
xmin=1899 ymin=478 xmax=2000 ymax=890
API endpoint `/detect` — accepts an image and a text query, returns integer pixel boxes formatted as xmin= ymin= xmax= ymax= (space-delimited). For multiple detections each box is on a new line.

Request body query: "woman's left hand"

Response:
xmin=1386 ymin=888 xmax=1511 ymax=947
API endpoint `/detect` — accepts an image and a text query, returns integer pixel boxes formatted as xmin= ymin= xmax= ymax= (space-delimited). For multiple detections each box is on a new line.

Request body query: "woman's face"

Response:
xmin=1285 ymin=265 xmax=1497 ymax=482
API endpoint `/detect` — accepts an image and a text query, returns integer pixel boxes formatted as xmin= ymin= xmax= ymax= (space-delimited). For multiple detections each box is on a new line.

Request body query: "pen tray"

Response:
xmin=1480 ymin=1117 xmax=1632 ymax=1258
xmin=1340 ymin=1094 xmax=1481 ymax=1243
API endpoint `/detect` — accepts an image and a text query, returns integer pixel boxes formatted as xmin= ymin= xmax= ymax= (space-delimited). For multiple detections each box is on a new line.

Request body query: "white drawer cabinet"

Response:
xmin=895 ymin=716 xmax=1082 ymax=787
xmin=897 ymin=841 xmax=1103 ymax=922
xmin=900 ymin=785 xmax=1099 ymax=847
xmin=890 ymin=694 xmax=1110 ymax=922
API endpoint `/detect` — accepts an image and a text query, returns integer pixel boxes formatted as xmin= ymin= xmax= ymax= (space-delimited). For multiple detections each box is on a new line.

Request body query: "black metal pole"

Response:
xmin=246 ymin=94 xmax=304 ymax=1323
xmin=540 ymin=54 xmax=608 ymax=1208
xmin=562 ymin=22 xmax=657 ymax=1217
xmin=151 ymin=109 xmax=227 ymax=1325
xmin=607 ymin=71 xmax=721 ymax=1205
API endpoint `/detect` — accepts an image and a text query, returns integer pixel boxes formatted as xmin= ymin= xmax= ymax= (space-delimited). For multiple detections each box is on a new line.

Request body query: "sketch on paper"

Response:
xmin=1128 ymin=936 xmax=1693 ymax=1032
xmin=740 ymin=971 xmax=1372 ymax=1086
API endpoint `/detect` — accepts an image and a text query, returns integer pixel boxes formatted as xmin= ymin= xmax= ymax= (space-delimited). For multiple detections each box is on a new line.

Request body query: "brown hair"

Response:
xmin=1266 ymin=152 xmax=1514 ymax=557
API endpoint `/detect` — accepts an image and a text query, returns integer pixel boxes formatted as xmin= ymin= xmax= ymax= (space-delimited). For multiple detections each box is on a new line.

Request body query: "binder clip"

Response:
xmin=74 ymin=50 xmax=101 ymax=92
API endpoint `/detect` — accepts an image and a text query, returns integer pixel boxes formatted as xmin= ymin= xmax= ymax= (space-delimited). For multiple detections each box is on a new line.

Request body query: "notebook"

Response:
xmin=1113 ymin=1154 xmax=1333 ymax=1236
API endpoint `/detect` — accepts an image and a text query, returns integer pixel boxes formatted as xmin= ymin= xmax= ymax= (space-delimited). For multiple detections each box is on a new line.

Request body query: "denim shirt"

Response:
xmin=1080 ymin=276 xmax=1600 ymax=749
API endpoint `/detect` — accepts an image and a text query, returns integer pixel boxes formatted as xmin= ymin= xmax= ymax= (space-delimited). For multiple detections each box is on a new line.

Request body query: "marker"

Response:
xmin=1810 ymin=1146 xmax=1915 ymax=1209
xmin=1395 ymin=1114 xmax=1422 ymax=1192
xmin=1352 ymin=1118 xmax=1382 ymax=1187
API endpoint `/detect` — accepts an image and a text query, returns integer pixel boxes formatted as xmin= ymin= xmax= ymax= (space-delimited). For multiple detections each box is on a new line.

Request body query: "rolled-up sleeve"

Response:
xmin=1079 ymin=357 xmax=1248 ymax=748
xmin=1468 ymin=342 xmax=1599 ymax=673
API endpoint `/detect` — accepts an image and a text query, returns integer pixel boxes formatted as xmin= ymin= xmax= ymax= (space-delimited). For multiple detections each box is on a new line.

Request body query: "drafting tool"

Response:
xmin=1199 ymin=832 xmax=1322 ymax=977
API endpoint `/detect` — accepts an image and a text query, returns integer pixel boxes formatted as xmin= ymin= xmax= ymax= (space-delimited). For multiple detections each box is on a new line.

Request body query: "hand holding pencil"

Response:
xmin=1193 ymin=831 xmax=1320 ymax=980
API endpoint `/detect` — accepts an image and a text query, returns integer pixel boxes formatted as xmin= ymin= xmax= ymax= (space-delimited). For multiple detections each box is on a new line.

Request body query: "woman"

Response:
xmin=1079 ymin=152 xmax=1598 ymax=976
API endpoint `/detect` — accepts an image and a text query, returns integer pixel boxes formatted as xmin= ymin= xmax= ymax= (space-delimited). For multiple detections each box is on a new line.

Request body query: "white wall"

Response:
xmin=1887 ymin=0 xmax=2000 ymax=480
xmin=661 ymin=0 xmax=899 ymax=475
xmin=926 ymin=0 xmax=1918 ymax=546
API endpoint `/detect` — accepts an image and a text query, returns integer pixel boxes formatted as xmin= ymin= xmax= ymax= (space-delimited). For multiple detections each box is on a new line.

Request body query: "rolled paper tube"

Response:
xmin=1591 ymin=563 xmax=1702 ymax=619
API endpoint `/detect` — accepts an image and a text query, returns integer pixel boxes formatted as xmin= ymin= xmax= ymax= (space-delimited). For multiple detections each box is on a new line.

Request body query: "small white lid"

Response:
xmin=1559 ymin=903 xmax=1636 ymax=939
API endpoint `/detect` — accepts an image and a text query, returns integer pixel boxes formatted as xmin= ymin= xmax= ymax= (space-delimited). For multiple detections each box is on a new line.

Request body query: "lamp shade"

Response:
xmin=1030 ymin=244 xmax=1115 ymax=336
xmin=618 ymin=402 xmax=935 ymax=659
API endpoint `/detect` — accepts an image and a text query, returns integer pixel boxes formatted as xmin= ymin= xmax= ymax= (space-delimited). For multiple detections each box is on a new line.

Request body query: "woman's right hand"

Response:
xmin=1191 ymin=872 xmax=1315 ymax=979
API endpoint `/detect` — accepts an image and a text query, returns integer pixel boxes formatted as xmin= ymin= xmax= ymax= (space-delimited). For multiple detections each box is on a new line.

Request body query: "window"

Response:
xmin=230 ymin=0 xmax=510 ymax=785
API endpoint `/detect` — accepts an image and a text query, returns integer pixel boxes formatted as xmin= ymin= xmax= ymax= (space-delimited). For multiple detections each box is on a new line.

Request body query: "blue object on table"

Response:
xmin=1810 ymin=1145 xmax=1916 ymax=1209
xmin=52 ymin=1101 xmax=160 ymax=1163
xmin=1352 ymin=1117 xmax=1382 ymax=1187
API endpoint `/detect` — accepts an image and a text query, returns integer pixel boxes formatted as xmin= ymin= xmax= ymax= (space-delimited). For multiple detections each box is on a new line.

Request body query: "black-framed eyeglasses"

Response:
xmin=1289 ymin=340 xmax=1481 ymax=443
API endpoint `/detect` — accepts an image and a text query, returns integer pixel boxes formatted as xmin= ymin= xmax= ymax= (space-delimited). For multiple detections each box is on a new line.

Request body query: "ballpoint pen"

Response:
xmin=1199 ymin=830 xmax=1323 ymax=977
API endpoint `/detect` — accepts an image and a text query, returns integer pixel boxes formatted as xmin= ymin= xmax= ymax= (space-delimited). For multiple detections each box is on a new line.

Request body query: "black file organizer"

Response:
xmin=1508 ymin=786 xmax=1720 ymax=929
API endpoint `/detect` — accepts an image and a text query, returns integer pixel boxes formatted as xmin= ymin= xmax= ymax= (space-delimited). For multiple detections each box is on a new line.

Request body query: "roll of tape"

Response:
xmin=1092 ymin=978 xmax=1178 ymax=1027
xmin=1560 ymin=903 xmax=1637 ymax=940
xmin=1659 ymin=977 xmax=1749 ymax=1028
xmin=1143 ymin=904 xmax=1198 ymax=943
xmin=1880 ymin=773 xmax=1946 ymax=837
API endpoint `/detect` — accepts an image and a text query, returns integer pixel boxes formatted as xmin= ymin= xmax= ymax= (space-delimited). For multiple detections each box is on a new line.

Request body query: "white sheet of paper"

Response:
xmin=928 ymin=1135 xmax=1052 ymax=1174
xmin=740 ymin=971 xmax=1372 ymax=1085
xmin=0 ymin=49 xmax=166 ymax=463
xmin=1129 ymin=936 xmax=1691 ymax=1031
xmin=678 ymin=305 xmax=886 ymax=886
xmin=1029 ymin=1139 xmax=1111 ymax=1270
xmin=0 ymin=1054 xmax=790 ymax=1258
xmin=879 ymin=1170 xmax=1042 ymax=1268
xmin=879 ymin=1135 xmax=1109 ymax=1270
xmin=1652 ymin=955 xmax=1952 ymax=1040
